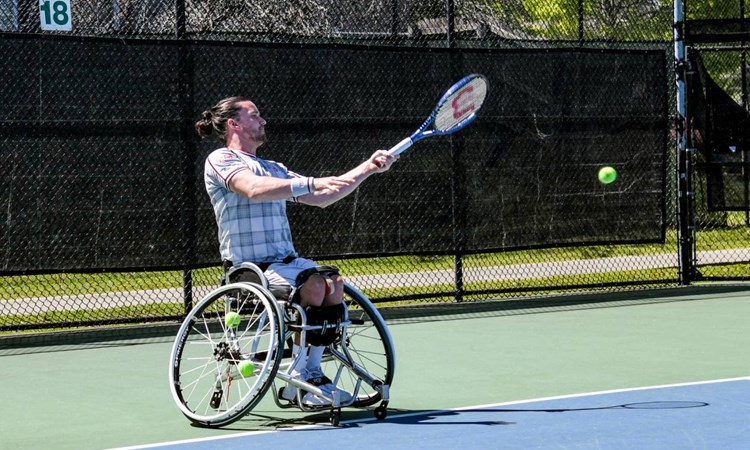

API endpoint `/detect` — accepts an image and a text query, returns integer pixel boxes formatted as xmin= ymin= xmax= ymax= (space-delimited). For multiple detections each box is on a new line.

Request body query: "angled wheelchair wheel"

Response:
xmin=169 ymin=282 xmax=284 ymax=427
xmin=322 ymin=283 xmax=395 ymax=407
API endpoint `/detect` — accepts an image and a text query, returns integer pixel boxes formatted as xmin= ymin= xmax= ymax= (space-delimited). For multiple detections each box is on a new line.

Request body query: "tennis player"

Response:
xmin=196 ymin=96 xmax=397 ymax=407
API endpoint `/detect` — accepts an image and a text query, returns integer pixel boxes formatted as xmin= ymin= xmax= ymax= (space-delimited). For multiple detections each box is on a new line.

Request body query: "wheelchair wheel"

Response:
xmin=322 ymin=283 xmax=395 ymax=407
xmin=169 ymin=282 xmax=284 ymax=427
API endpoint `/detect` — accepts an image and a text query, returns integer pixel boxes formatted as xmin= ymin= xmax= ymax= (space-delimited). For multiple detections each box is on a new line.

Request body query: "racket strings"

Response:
xmin=434 ymin=76 xmax=488 ymax=131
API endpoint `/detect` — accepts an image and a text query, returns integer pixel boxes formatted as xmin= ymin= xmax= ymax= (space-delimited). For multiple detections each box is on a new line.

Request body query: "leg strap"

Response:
xmin=295 ymin=265 xmax=339 ymax=286
xmin=303 ymin=303 xmax=346 ymax=346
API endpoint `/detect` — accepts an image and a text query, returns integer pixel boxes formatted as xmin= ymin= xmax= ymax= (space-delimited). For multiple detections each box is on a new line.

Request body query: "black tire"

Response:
xmin=322 ymin=283 xmax=395 ymax=407
xmin=169 ymin=282 xmax=284 ymax=427
xmin=374 ymin=405 xmax=388 ymax=420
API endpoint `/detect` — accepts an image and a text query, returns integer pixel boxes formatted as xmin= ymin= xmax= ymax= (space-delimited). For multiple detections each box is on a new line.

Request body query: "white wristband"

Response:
xmin=291 ymin=177 xmax=314 ymax=197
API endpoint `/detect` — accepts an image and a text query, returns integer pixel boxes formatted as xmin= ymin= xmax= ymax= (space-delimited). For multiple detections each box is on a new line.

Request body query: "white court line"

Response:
xmin=360 ymin=375 xmax=750 ymax=424
xmin=108 ymin=376 xmax=750 ymax=450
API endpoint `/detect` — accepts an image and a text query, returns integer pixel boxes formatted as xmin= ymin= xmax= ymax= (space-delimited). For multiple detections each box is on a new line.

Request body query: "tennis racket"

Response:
xmin=388 ymin=74 xmax=489 ymax=156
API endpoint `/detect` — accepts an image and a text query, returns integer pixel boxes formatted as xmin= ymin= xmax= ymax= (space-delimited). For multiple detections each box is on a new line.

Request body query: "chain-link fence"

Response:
xmin=680 ymin=1 xmax=750 ymax=282
xmin=0 ymin=1 xmax=747 ymax=333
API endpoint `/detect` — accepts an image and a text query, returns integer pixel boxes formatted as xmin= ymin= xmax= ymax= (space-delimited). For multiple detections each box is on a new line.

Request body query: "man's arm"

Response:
xmin=228 ymin=168 xmax=357 ymax=202
xmin=227 ymin=150 xmax=396 ymax=204
xmin=297 ymin=150 xmax=398 ymax=208
xmin=229 ymin=169 xmax=302 ymax=201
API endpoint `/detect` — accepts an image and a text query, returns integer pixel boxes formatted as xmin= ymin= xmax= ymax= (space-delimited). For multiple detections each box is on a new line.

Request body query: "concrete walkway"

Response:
xmin=346 ymin=248 xmax=750 ymax=289
xmin=2 ymin=249 xmax=748 ymax=316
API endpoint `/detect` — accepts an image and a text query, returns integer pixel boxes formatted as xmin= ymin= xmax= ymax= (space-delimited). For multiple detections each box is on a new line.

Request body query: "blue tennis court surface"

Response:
xmin=116 ymin=377 xmax=750 ymax=450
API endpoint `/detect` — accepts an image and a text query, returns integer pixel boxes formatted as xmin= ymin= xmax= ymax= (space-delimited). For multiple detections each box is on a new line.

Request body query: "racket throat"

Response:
xmin=388 ymin=137 xmax=413 ymax=156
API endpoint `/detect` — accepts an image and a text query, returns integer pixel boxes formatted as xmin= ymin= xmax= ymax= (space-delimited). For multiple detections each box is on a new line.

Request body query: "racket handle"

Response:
xmin=388 ymin=137 xmax=413 ymax=156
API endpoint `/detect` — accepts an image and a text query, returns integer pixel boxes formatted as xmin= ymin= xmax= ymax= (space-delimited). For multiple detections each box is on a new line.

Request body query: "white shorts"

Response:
xmin=264 ymin=257 xmax=317 ymax=288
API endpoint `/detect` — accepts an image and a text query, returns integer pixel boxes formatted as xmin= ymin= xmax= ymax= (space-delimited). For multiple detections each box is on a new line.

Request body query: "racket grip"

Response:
xmin=388 ymin=137 xmax=413 ymax=156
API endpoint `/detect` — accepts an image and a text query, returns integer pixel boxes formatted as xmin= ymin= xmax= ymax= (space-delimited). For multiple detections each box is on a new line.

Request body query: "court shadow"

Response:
xmin=213 ymin=408 xmax=383 ymax=431
xmin=384 ymin=401 xmax=709 ymax=426
xmin=216 ymin=400 xmax=710 ymax=431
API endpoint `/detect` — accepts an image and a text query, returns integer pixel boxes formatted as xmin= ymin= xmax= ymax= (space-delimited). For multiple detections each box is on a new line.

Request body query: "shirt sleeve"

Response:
xmin=205 ymin=149 xmax=247 ymax=189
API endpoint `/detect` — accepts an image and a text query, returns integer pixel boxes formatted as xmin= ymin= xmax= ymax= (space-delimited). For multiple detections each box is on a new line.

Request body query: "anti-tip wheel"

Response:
xmin=330 ymin=408 xmax=341 ymax=426
xmin=374 ymin=405 xmax=388 ymax=420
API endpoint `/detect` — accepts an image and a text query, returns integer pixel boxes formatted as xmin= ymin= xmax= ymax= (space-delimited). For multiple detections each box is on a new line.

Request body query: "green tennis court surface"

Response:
xmin=1 ymin=285 xmax=748 ymax=449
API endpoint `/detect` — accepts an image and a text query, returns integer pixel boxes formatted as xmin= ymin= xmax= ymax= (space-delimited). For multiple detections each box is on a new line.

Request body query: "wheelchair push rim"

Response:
xmin=320 ymin=282 xmax=395 ymax=408
xmin=168 ymin=282 xmax=284 ymax=427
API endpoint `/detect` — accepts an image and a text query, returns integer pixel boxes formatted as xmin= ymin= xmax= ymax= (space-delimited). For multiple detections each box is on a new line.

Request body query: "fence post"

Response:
xmin=446 ymin=0 xmax=465 ymax=302
xmin=176 ymin=0 xmax=197 ymax=313
xmin=674 ymin=0 xmax=696 ymax=284
xmin=577 ymin=0 xmax=584 ymax=45
xmin=391 ymin=0 xmax=399 ymax=38
xmin=446 ymin=0 xmax=455 ymax=48
xmin=741 ymin=1 xmax=750 ymax=226
xmin=183 ymin=270 xmax=193 ymax=315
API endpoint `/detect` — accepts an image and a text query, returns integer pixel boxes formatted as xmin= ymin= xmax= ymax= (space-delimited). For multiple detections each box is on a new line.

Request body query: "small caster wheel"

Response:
xmin=210 ymin=390 xmax=222 ymax=409
xmin=330 ymin=408 xmax=341 ymax=426
xmin=374 ymin=405 xmax=388 ymax=420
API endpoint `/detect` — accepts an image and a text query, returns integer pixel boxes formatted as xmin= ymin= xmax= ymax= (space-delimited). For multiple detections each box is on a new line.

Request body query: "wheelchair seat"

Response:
xmin=224 ymin=262 xmax=292 ymax=301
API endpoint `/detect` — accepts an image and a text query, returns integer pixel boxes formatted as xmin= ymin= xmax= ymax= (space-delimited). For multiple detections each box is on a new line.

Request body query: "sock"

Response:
xmin=290 ymin=344 xmax=307 ymax=374
xmin=306 ymin=345 xmax=324 ymax=371
xmin=281 ymin=344 xmax=308 ymax=399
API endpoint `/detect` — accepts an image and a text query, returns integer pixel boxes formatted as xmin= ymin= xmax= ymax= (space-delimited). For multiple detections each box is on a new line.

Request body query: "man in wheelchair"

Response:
xmin=197 ymin=96 xmax=397 ymax=407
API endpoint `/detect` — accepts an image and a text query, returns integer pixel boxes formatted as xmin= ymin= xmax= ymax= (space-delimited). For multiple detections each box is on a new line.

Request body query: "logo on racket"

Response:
xmin=452 ymin=86 xmax=475 ymax=119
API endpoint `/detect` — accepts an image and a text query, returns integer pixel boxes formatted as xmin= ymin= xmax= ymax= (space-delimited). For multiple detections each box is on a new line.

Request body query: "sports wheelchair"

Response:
xmin=168 ymin=262 xmax=395 ymax=427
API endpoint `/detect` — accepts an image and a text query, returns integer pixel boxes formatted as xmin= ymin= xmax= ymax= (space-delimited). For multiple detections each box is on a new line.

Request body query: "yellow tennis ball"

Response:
xmin=224 ymin=311 xmax=241 ymax=328
xmin=598 ymin=166 xmax=617 ymax=184
xmin=237 ymin=361 xmax=255 ymax=377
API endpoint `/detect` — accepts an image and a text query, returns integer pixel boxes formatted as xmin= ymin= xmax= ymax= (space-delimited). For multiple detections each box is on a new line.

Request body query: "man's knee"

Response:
xmin=321 ymin=274 xmax=344 ymax=306
xmin=294 ymin=266 xmax=341 ymax=307
xmin=298 ymin=274 xmax=326 ymax=307
xmin=330 ymin=274 xmax=344 ymax=294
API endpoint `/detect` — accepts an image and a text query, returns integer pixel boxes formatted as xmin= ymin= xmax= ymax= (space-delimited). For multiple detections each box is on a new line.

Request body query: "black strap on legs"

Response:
xmin=294 ymin=265 xmax=340 ymax=286
xmin=304 ymin=303 xmax=346 ymax=346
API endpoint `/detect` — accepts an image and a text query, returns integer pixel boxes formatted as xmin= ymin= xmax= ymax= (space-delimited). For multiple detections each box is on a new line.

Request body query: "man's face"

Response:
xmin=233 ymin=101 xmax=266 ymax=145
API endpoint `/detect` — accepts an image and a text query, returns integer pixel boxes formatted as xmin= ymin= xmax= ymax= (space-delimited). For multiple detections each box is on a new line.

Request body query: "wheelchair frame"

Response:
xmin=168 ymin=263 xmax=395 ymax=427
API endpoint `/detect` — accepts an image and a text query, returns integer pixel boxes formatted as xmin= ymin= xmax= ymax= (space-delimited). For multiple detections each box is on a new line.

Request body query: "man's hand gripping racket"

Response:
xmin=388 ymin=74 xmax=489 ymax=156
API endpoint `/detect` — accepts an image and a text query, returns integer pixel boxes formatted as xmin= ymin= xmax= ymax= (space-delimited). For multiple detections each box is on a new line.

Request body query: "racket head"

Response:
xmin=432 ymin=74 xmax=488 ymax=133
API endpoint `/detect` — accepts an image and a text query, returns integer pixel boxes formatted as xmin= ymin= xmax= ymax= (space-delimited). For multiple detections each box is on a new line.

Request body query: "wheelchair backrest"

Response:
xmin=224 ymin=262 xmax=268 ymax=288
xmin=223 ymin=262 xmax=293 ymax=301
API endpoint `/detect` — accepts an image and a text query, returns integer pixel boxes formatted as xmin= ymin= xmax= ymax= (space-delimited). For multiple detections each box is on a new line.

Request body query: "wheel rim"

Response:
xmin=169 ymin=283 xmax=282 ymax=426
xmin=322 ymin=283 xmax=395 ymax=407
